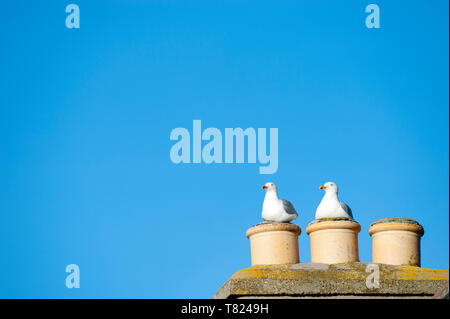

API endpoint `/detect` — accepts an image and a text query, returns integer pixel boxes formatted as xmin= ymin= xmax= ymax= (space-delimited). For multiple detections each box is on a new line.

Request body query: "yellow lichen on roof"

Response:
xmin=395 ymin=265 xmax=449 ymax=281
xmin=231 ymin=262 xmax=449 ymax=282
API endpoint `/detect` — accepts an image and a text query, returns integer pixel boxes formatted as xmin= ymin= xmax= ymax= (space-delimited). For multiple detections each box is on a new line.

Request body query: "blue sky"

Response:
xmin=0 ymin=1 xmax=448 ymax=298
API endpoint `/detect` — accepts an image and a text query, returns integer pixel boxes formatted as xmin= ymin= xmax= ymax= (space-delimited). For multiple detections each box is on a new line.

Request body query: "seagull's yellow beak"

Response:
xmin=319 ymin=185 xmax=327 ymax=189
xmin=262 ymin=185 xmax=268 ymax=189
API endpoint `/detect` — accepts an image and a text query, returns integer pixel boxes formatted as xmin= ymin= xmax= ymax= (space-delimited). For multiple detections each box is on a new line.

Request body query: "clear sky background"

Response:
xmin=0 ymin=1 xmax=448 ymax=298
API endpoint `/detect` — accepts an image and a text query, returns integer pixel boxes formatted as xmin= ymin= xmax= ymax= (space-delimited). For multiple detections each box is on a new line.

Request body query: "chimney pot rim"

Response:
xmin=246 ymin=222 xmax=301 ymax=238
xmin=369 ymin=218 xmax=424 ymax=237
xmin=306 ymin=218 xmax=361 ymax=235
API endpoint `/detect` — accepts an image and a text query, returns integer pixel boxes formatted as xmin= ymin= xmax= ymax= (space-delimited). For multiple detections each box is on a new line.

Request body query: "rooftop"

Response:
xmin=214 ymin=262 xmax=449 ymax=299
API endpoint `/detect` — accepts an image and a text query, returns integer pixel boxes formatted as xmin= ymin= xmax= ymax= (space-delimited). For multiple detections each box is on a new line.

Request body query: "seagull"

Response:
xmin=261 ymin=182 xmax=298 ymax=223
xmin=315 ymin=181 xmax=353 ymax=219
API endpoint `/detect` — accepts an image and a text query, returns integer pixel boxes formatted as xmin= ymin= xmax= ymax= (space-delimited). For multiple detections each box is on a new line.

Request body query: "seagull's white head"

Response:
xmin=319 ymin=181 xmax=338 ymax=194
xmin=262 ymin=182 xmax=277 ymax=192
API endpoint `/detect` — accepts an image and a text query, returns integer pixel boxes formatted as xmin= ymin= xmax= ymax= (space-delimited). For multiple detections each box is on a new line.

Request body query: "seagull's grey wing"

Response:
xmin=339 ymin=201 xmax=353 ymax=219
xmin=282 ymin=200 xmax=298 ymax=216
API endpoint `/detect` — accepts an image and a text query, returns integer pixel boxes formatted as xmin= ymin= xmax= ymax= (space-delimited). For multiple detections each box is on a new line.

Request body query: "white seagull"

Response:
xmin=315 ymin=181 xmax=353 ymax=219
xmin=261 ymin=182 xmax=298 ymax=223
